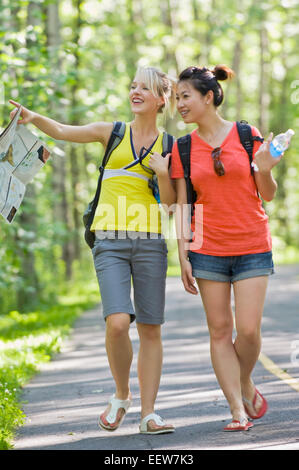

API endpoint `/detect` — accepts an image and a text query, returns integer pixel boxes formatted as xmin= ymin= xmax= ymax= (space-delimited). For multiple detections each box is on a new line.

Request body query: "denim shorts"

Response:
xmin=92 ymin=235 xmax=168 ymax=324
xmin=188 ymin=250 xmax=274 ymax=283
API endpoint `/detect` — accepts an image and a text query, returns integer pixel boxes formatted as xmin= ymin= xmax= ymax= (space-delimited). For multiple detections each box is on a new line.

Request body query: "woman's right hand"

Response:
xmin=9 ymin=100 xmax=35 ymax=124
xmin=180 ymin=258 xmax=198 ymax=295
xmin=149 ymin=152 xmax=170 ymax=177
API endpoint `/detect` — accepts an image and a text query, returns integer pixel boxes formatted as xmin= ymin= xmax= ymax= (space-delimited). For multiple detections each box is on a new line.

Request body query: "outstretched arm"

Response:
xmin=9 ymin=100 xmax=113 ymax=146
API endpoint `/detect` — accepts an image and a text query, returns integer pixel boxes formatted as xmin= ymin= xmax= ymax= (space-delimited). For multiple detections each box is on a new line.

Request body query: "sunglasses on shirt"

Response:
xmin=139 ymin=146 xmax=155 ymax=175
xmin=141 ymin=145 xmax=225 ymax=177
xmin=211 ymin=147 xmax=225 ymax=176
xmin=138 ymin=146 xmax=160 ymax=194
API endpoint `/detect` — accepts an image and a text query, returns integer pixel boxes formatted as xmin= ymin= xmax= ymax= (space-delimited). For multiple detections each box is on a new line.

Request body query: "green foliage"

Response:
xmin=0 ymin=0 xmax=298 ymax=311
xmin=0 ymin=0 xmax=298 ymax=313
xmin=0 ymin=0 xmax=298 ymax=449
xmin=0 ymin=279 xmax=99 ymax=450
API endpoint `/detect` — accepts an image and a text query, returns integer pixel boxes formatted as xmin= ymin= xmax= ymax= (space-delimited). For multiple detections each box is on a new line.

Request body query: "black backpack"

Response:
xmin=177 ymin=120 xmax=264 ymax=216
xmin=83 ymin=122 xmax=174 ymax=249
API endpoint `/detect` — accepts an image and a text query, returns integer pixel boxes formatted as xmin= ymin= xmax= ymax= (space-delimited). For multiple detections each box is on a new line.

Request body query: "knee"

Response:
xmin=106 ymin=314 xmax=130 ymax=339
xmin=138 ymin=324 xmax=161 ymax=343
xmin=237 ymin=324 xmax=261 ymax=344
xmin=209 ymin=319 xmax=233 ymax=343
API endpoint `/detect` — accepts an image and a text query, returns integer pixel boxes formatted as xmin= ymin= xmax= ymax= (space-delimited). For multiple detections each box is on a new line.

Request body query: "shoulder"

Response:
xmin=176 ymin=131 xmax=194 ymax=144
xmin=91 ymin=121 xmax=114 ymax=146
xmin=101 ymin=121 xmax=128 ymax=147
xmin=250 ymin=125 xmax=262 ymax=138
xmin=236 ymin=121 xmax=262 ymax=138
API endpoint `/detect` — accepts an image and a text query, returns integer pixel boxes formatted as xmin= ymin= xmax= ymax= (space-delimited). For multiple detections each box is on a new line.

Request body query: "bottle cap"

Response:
xmin=286 ymin=129 xmax=295 ymax=137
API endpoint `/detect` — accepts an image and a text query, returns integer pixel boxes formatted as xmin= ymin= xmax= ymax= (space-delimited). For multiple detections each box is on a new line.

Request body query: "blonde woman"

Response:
xmin=10 ymin=66 xmax=177 ymax=434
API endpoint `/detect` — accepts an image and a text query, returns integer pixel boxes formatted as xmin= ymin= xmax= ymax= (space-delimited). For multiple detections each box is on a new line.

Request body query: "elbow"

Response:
xmin=160 ymin=198 xmax=177 ymax=215
xmin=262 ymin=196 xmax=273 ymax=203
xmin=55 ymin=124 xmax=65 ymax=141
xmin=160 ymin=192 xmax=177 ymax=211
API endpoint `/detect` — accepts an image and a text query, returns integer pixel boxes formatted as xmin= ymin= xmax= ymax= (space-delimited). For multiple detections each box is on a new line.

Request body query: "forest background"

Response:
xmin=0 ymin=0 xmax=299 ymax=314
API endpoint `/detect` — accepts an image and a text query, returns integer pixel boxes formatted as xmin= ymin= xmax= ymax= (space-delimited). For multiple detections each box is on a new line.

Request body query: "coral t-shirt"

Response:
xmin=171 ymin=122 xmax=272 ymax=256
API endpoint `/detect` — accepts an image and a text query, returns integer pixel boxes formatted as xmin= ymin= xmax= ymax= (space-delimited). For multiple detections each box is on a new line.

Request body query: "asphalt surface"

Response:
xmin=13 ymin=264 xmax=299 ymax=451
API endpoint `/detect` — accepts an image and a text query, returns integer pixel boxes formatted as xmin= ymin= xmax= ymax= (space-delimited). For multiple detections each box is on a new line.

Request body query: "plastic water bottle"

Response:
xmin=152 ymin=175 xmax=161 ymax=204
xmin=148 ymin=175 xmax=160 ymax=203
xmin=270 ymin=129 xmax=295 ymax=157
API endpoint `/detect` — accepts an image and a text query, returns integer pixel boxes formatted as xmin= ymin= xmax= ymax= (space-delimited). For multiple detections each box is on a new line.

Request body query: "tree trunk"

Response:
xmin=46 ymin=0 xmax=73 ymax=280
xmin=69 ymin=0 xmax=84 ymax=261
xmin=258 ymin=23 xmax=269 ymax=136
xmin=271 ymin=45 xmax=290 ymax=244
xmin=16 ymin=1 xmax=42 ymax=310
xmin=222 ymin=39 xmax=242 ymax=121
xmin=161 ymin=0 xmax=181 ymax=136
xmin=125 ymin=0 xmax=139 ymax=81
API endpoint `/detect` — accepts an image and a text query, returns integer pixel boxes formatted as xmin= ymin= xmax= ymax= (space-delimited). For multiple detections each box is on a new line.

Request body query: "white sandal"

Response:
xmin=98 ymin=394 xmax=131 ymax=431
xmin=139 ymin=413 xmax=175 ymax=435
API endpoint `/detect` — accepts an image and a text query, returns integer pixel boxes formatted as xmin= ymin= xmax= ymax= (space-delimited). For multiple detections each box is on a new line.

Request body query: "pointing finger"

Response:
xmin=9 ymin=99 xmax=21 ymax=108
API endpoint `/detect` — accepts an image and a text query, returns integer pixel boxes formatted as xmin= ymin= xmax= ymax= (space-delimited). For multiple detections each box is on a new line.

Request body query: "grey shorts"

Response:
xmin=92 ymin=234 xmax=168 ymax=324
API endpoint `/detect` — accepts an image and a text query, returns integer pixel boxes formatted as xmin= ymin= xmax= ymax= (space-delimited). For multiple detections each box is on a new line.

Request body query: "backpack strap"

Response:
xmin=86 ymin=121 xmax=125 ymax=229
xmin=162 ymin=132 xmax=174 ymax=170
xmin=236 ymin=120 xmax=264 ymax=175
xmin=100 ymin=121 xmax=126 ymax=170
xmin=177 ymin=134 xmax=197 ymax=216
xmin=162 ymin=132 xmax=174 ymax=157
xmin=175 ymin=124 xmax=264 ymax=226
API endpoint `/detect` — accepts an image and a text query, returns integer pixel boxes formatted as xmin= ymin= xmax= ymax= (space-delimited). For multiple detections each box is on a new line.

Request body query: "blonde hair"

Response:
xmin=134 ymin=66 xmax=177 ymax=116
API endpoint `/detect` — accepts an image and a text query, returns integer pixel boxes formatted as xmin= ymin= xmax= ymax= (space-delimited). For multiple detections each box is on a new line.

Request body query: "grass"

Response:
xmin=272 ymin=243 xmax=299 ymax=265
xmin=0 ymin=279 xmax=99 ymax=450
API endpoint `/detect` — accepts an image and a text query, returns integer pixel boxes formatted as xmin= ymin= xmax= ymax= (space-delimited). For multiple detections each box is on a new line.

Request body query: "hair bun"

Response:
xmin=212 ymin=64 xmax=235 ymax=81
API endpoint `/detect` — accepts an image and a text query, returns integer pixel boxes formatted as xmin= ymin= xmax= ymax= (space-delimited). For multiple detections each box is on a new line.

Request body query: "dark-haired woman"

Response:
xmin=172 ymin=64 xmax=281 ymax=431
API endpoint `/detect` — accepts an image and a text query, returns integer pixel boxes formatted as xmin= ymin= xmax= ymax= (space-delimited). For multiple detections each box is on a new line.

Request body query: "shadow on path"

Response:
xmin=13 ymin=265 xmax=299 ymax=450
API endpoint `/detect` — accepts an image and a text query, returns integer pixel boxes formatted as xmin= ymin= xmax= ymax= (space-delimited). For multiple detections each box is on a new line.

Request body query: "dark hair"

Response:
xmin=178 ymin=64 xmax=234 ymax=107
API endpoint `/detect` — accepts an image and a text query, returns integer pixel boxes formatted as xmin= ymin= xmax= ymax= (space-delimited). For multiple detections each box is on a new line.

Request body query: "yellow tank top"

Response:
xmin=91 ymin=123 xmax=163 ymax=234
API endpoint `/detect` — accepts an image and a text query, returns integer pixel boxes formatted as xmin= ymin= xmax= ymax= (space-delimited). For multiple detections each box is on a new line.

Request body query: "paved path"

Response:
xmin=13 ymin=265 xmax=299 ymax=451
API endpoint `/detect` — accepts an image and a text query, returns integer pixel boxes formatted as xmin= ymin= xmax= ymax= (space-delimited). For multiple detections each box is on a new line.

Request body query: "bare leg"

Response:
xmin=137 ymin=322 xmax=173 ymax=431
xmin=197 ymin=279 xmax=248 ymax=428
xmin=233 ymin=276 xmax=268 ymax=416
xmin=100 ymin=313 xmax=132 ymax=427
xmin=137 ymin=323 xmax=162 ymax=418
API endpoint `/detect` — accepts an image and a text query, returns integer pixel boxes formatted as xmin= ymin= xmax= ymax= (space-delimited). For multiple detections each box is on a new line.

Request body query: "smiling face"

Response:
xmin=129 ymin=79 xmax=165 ymax=116
xmin=176 ymin=80 xmax=213 ymax=124
xmin=129 ymin=67 xmax=168 ymax=114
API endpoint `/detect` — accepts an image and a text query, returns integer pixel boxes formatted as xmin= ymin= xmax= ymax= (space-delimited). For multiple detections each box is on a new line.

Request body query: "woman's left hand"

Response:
xmin=148 ymin=152 xmax=170 ymax=176
xmin=253 ymin=133 xmax=283 ymax=174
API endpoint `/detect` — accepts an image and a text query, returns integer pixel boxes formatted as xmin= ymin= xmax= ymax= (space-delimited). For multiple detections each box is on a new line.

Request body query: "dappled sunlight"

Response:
xmin=14 ymin=270 xmax=299 ymax=450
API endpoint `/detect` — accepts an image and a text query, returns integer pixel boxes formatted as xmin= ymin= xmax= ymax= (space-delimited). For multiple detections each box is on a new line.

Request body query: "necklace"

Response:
xmin=197 ymin=121 xmax=233 ymax=146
